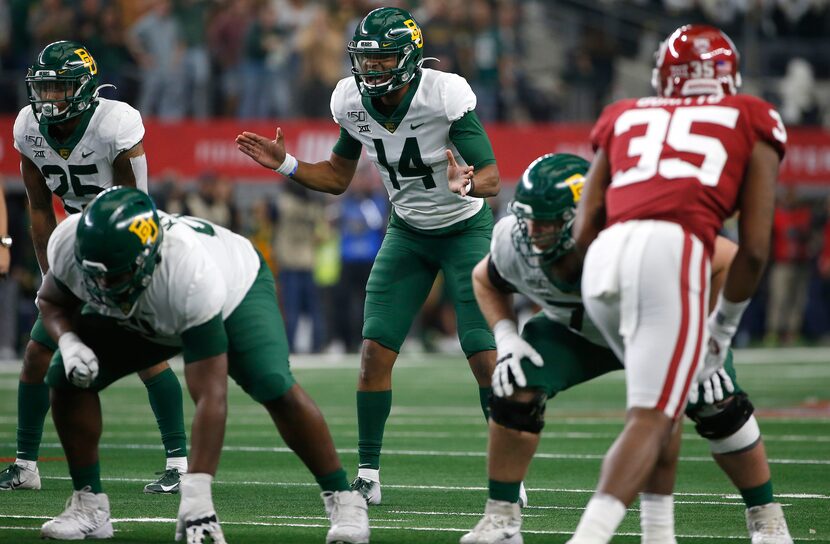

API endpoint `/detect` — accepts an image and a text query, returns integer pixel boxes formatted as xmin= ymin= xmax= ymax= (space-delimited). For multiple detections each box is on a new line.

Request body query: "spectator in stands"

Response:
xmin=295 ymin=4 xmax=348 ymax=118
xmin=206 ymin=0 xmax=253 ymax=117
xmin=127 ymin=0 xmax=186 ymax=120
xmin=240 ymin=2 xmax=291 ymax=119
xmin=27 ymin=0 xmax=74 ymax=55
xmin=174 ymin=0 xmax=212 ymax=119
xmin=766 ymin=187 xmax=815 ymax=346
xmin=780 ymin=58 xmax=821 ymax=126
xmin=182 ymin=172 xmax=238 ymax=231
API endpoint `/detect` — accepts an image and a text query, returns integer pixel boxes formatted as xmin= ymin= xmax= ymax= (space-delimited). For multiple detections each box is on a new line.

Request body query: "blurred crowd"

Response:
xmin=0 ymin=0 xmax=829 ymax=125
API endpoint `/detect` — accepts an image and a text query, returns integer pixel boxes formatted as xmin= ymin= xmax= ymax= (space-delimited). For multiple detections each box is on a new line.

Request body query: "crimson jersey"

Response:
xmin=591 ymin=93 xmax=786 ymax=254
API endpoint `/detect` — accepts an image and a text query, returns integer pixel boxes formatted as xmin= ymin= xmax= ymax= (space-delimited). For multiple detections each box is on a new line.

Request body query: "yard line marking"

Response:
xmin=17 ymin=441 xmax=829 ymax=465
xmin=0 ymin=515 xmax=823 ymax=541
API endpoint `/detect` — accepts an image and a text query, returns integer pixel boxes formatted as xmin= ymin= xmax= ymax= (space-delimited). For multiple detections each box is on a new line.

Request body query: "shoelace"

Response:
xmin=477 ymin=513 xmax=512 ymax=531
xmin=54 ymin=491 xmax=102 ymax=531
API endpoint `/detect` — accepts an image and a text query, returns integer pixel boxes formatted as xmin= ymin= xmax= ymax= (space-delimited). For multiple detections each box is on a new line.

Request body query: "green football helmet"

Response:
xmin=75 ymin=187 xmax=163 ymax=314
xmin=347 ymin=7 xmax=424 ymax=97
xmin=510 ymin=153 xmax=590 ymax=268
xmin=26 ymin=41 xmax=100 ymax=125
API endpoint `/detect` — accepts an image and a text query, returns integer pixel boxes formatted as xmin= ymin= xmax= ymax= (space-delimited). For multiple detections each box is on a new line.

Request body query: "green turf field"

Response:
xmin=1 ymin=350 xmax=828 ymax=543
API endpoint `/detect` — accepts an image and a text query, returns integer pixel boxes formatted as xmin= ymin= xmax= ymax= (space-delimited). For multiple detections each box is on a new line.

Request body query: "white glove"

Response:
xmin=58 ymin=332 xmax=99 ymax=388
xmin=176 ymin=473 xmax=226 ymax=543
xmin=491 ymin=320 xmax=543 ymax=397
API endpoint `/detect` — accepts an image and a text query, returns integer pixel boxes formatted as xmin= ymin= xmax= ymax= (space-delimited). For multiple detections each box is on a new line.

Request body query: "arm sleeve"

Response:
xmin=449 ymin=111 xmax=496 ymax=170
xmin=181 ymin=313 xmax=228 ymax=363
xmin=332 ymin=127 xmax=362 ymax=160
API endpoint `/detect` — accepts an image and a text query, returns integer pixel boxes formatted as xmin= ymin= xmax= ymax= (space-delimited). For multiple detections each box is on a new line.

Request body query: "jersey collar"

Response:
xmin=361 ymin=72 xmax=421 ymax=134
xmin=39 ymin=102 xmax=99 ymax=160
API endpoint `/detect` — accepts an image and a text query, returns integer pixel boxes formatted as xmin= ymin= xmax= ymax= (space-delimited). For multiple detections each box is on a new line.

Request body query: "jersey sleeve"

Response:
xmin=46 ymin=215 xmax=87 ymax=299
xmin=329 ymin=77 xmax=352 ymax=125
xmin=489 ymin=216 xmax=521 ymax=285
xmin=741 ymin=95 xmax=787 ymax=159
xmin=114 ymin=104 xmax=145 ymax=155
xmin=12 ymin=107 xmax=33 ymax=159
xmin=441 ymin=73 xmax=477 ymax=122
xmin=169 ymin=242 xmax=227 ymax=336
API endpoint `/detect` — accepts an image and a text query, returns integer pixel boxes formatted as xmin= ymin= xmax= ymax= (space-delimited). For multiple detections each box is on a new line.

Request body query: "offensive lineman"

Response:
xmin=571 ymin=24 xmax=787 ymax=543
xmin=460 ymin=154 xmax=792 ymax=544
xmin=36 ymin=187 xmax=370 ymax=543
xmin=5 ymin=40 xmax=187 ymax=494
xmin=237 ymin=6 xmax=507 ymax=505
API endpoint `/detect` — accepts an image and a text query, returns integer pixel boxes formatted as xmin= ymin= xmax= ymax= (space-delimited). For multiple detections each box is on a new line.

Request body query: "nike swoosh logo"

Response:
xmin=167 ymin=448 xmax=182 ymax=454
xmin=410 ymin=122 xmax=424 ymax=130
xmin=358 ymin=464 xmax=373 ymax=468
xmin=81 ymin=151 xmax=93 ymax=158
xmin=159 ymin=483 xmax=178 ymax=492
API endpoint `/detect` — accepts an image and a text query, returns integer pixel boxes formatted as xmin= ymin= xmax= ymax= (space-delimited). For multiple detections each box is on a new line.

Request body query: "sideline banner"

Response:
xmin=2 ymin=118 xmax=829 ymax=184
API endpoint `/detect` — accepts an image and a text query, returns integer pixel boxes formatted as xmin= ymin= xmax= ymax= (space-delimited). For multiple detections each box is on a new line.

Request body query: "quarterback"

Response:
xmin=36 ymin=187 xmax=370 ymax=543
xmin=571 ymin=25 xmax=787 ymax=543
xmin=460 ymin=154 xmax=791 ymax=544
xmin=237 ymin=6 xmax=504 ymax=504
xmin=4 ymin=40 xmax=187 ymax=494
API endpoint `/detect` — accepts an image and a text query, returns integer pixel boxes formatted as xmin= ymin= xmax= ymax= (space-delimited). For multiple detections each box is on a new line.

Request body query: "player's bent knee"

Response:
xmin=22 ymin=340 xmax=55 ymax=382
xmin=243 ymin=372 xmax=296 ymax=404
xmin=687 ymin=392 xmax=760 ymax=454
xmin=489 ymin=389 xmax=547 ymax=434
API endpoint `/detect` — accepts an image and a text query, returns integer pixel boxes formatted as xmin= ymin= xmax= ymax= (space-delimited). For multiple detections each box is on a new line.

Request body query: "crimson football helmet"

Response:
xmin=652 ymin=24 xmax=742 ymax=98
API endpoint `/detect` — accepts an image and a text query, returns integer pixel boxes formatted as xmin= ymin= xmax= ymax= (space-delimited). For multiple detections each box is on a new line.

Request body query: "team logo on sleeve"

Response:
xmin=129 ymin=216 xmax=159 ymax=245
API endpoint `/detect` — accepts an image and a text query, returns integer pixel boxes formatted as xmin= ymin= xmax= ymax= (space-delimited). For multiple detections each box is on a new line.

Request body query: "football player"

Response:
xmin=570 ymin=25 xmax=789 ymax=543
xmin=461 ymin=154 xmax=792 ymax=544
xmin=237 ymin=7 xmax=506 ymax=505
xmin=36 ymin=187 xmax=370 ymax=543
xmin=4 ymin=40 xmax=188 ymax=494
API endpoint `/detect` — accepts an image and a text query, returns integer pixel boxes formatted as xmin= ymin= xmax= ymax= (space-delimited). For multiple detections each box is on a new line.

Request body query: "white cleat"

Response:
xmin=0 ymin=463 xmax=41 ymax=490
xmin=41 ymin=487 xmax=113 ymax=540
xmin=460 ymin=499 xmax=522 ymax=544
xmin=323 ymin=490 xmax=370 ymax=544
xmin=518 ymin=482 xmax=527 ymax=508
xmin=350 ymin=476 xmax=381 ymax=505
xmin=746 ymin=503 xmax=793 ymax=544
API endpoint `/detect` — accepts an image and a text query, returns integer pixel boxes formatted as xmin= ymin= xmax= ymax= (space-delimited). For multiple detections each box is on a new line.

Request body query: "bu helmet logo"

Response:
xmin=74 ymin=48 xmax=97 ymax=75
xmin=129 ymin=217 xmax=159 ymax=245
xmin=557 ymin=174 xmax=585 ymax=203
xmin=403 ymin=19 xmax=423 ymax=48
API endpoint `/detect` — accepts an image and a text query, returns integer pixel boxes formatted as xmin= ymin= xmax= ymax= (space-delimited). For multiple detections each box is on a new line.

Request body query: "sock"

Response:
xmin=316 ymin=468 xmax=350 ymax=492
xmin=16 ymin=382 xmax=50 ymax=462
xmin=70 ymin=461 xmax=103 ymax=493
xmin=740 ymin=480 xmax=775 ymax=508
xmin=356 ymin=390 xmax=392 ymax=470
xmin=489 ymin=479 xmax=521 ymax=503
xmin=166 ymin=456 xmax=188 ymax=473
xmin=569 ymin=493 xmax=626 ymax=543
xmin=479 ymin=387 xmax=492 ymax=421
xmin=640 ymin=493 xmax=676 ymax=544
xmin=144 ymin=368 xmax=188 ymax=459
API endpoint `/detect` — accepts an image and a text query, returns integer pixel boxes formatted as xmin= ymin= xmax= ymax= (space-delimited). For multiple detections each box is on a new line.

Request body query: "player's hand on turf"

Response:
xmin=236 ymin=127 xmax=287 ymax=170
xmin=492 ymin=331 xmax=543 ymax=397
xmin=176 ymin=474 xmax=227 ymax=543
xmin=58 ymin=332 xmax=99 ymax=388
xmin=446 ymin=150 xmax=475 ymax=197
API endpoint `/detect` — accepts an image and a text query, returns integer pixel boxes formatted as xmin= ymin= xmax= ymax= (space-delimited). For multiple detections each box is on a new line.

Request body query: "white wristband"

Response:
xmin=492 ymin=319 xmax=518 ymax=344
xmin=274 ymin=153 xmax=298 ymax=177
xmin=712 ymin=292 xmax=751 ymax=332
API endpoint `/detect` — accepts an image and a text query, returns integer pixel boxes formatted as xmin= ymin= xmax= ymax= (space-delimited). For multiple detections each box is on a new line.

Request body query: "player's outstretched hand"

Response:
xmin=236 ymin=127 xmax=287 ymax=170
xmin=689 ymin=314 xmax=735 ymax=404
xmin=176 ymin=474 xmax=227 ymax=544
xmin=446 ymin=150 xmax=475 ymax=197
xmin=58 ymin=332 xmax=99 ymax=388
xmin=492 ymin=331 xmax=544 ymax=397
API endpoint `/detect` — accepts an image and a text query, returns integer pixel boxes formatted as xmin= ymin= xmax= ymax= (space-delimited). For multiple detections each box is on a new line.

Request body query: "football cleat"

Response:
xmin=350 ymin=476 xmax=381 ymax=505
xmin=460 ymin=499 xmax=522 ymax=544
xmin=144 ymin=468 xmax=181 ymax=494
xmin=746 ymin=503 xmax=793 ymax=544
xmin=518 ymin=482 xmax=527 ymax=509
xmin=40 ymin=487 xmax=113 ymax=540
xmin=0 ymin=463 xmax=41 ymax=490
xmin=322 ymin=490 xmax=370 ymax=544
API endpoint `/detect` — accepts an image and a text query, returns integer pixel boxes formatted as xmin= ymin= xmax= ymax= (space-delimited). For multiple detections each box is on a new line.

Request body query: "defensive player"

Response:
xmin=461 ymin=154 xmax=792 ymax=544
xmin=36 ymin=187 xmax=370 ymax=543
xmin=570 ymin=25 xmax=787 ymax=543
xmin=4 ymin=40 xmax=187 ymax=494
xmin=237 ymin=7 xmax=504 ymax=505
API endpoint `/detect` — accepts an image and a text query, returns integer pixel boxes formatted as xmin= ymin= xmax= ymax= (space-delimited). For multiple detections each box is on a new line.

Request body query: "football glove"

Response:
xmin=492 ymin=320 xmax=543 ymax=397
xmin=176 ymin=473 xmax=226 ymax=544
xmin=58 ymin=332 xmax=99 ymax=388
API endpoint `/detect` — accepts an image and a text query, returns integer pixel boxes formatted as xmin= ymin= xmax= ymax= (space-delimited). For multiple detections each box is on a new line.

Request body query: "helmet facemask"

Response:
xmin=349 ymin=43 xmax=419 ymax=97
xmin=510 ymin=202 xmax=576 ymax=270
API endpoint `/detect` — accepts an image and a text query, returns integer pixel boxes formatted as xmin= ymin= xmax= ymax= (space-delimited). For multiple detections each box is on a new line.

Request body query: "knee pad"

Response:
xmin=489 ymin=390 xmax=547 ymax=434
xmin=686 ymin=392 xmax=760 ymax=454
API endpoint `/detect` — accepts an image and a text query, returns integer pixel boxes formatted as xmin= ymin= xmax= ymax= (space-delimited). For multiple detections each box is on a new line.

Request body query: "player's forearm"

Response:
xmin=30 ymin=209 xmax=57 ymax=273
xmin=184 ymin=356 xmax=229 ymax=475
xmin=292 ymin=160 xmax=352 ymax=195
xmin=469 ymin=165 xmax=500 ymax=198
xmin=720 ymin=248 xmax=768 ymax=304
xmin=37 ymin=276 xmax=78 ymax=342
xmin=472 ymin=265 xmax=516 ymax=328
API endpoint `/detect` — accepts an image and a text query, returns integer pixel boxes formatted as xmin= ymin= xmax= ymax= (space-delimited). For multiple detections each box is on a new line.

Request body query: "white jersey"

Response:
xmin=13 ymin=98 xmax=146 ymax=213
xmin=330 ymin=68 xmax=483 ymax=229
xmin=490 ymin=215 xmax=607 ymax=346
xmin=47 ymin=212 xmax=260 ymax=345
